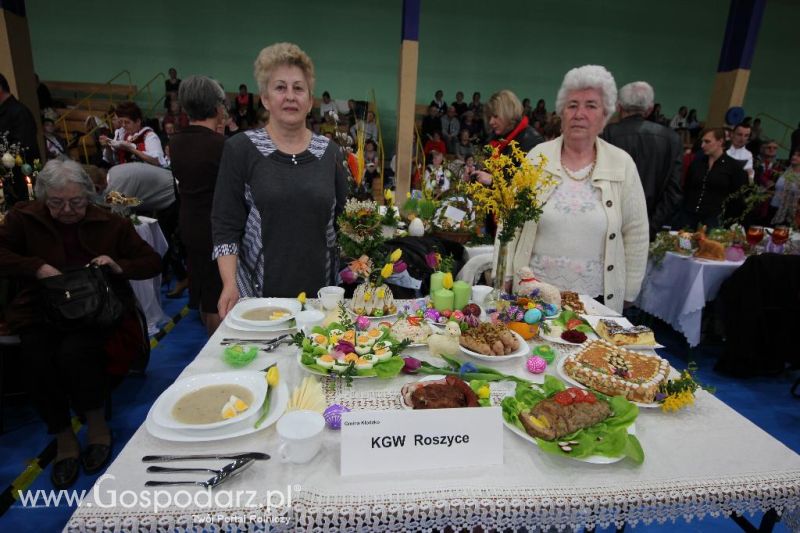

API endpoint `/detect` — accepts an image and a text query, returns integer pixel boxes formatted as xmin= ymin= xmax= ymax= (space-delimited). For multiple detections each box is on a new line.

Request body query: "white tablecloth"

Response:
xmin=66 ymin=300 xmax=800 ymax=531
xmin=132 ymin=216 xmax=168 ymax=335
xmin=635 ymin=252 xmax=744 ymax=347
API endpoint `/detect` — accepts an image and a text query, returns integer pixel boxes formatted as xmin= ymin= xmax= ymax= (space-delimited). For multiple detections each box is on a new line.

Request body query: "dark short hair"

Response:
xmin=733 ymin=123 xmax=751 ymax=133
xmin=43 ymin=117 xmax=54 ymax=125
xmin=115 ymin=101 xmax=143 ymax=122
xmin=701 ymin=127 xmax=726 ymax=141
xmin=322 ymin=91 xmax=330 ymax=98
xmin=0 ymin=73 xmax=9 ymax=93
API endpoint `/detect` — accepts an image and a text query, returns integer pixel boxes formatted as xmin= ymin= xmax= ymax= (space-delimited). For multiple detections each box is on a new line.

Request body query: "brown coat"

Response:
xmin=0 ymin=201 xmax=162 ymax=330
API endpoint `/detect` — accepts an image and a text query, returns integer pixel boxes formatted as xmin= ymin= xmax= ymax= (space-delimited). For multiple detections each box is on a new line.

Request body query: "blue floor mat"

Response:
xmin=0 ymin=294 xmax=796 ymax=532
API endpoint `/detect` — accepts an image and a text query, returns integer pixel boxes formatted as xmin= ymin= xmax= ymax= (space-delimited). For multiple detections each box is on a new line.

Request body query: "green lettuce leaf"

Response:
xmin=372 ymin=356 xmax=405 ymax=378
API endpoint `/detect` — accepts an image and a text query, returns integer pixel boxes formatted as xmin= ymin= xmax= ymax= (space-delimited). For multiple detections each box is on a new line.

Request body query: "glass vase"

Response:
xmin=487 ymin=240 xmax=510 ymax=310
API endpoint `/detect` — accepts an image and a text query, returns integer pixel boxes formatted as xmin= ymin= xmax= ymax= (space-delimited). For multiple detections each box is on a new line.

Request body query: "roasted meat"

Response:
xmin=402 ymin=375 xmax=480 ymax=409
xmin=519 ymin=395 xmax=611 ymax=441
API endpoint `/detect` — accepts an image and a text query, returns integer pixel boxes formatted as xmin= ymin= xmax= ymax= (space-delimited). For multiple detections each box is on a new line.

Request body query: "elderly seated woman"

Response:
xmin=0 ymin=160 xmax=161 ymax=489
xmin=502 ymin=65 xmax=649 ymax=314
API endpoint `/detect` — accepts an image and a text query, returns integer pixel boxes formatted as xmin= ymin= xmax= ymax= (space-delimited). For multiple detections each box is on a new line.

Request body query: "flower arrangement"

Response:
xmin=338 ymin=198 xmax=384 ymax=260
xmin=380 ymin=189 xmax=399 ymax=227
xmin=1 ymin=131 xmax=41 ymax=206
xmin=340 ymin=248 xmax=402 ymax=287
xmin=344 ymin=248 xmax=403 ymax=317
xmin=656 ymin=362 xmax=714 ymax=413
xmin=464 ymin=141 xmax=553 ymax=244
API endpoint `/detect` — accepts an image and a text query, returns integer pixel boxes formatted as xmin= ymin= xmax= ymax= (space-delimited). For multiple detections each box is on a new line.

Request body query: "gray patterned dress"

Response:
xmin=211 ymin=129 xmax=348 ymax=297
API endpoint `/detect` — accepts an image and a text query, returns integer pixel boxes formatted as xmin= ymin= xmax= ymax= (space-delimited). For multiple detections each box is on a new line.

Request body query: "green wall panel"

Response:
xmin=25 ymin=0 xmax=797 ymax=152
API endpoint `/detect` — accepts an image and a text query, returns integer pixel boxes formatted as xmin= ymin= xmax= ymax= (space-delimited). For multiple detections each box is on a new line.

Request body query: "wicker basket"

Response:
xmin=432 ymin=230 xmax=473 ymax=244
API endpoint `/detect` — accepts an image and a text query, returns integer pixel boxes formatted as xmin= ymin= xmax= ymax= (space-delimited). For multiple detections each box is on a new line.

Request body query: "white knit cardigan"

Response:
xmin=498 ymin=135 xmax=649 ymax=313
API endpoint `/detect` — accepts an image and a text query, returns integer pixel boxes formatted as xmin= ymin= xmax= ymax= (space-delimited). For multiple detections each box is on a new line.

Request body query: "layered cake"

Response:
xmin=562 ymin=340 xmax=670 ymax=403
xmin=595 ymin=319 xmax=656 ymax=346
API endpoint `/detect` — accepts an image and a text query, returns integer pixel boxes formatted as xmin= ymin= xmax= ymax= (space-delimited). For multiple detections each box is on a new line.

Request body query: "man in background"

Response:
xmin=727 ymin=123 xmax=754 ymax=183
xmin=602 ymin=81 xmax=682 ymax=239
xmin=0 ymin=73 xmax=40 ymax=204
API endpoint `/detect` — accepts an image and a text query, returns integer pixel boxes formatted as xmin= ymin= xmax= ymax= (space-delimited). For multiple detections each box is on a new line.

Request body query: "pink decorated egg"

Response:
xmin=526 ymin=356 xmax=547 ymax=374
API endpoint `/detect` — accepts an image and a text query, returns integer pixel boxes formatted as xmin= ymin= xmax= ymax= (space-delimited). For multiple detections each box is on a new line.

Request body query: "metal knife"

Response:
xmin=142 ymin=452 xmax=270 ymax=463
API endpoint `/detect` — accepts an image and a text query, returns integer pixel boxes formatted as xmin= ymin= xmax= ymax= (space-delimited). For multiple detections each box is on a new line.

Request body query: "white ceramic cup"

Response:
xmin=317 ymin=286 xmax=345 ymax=310
xmin=276 ymin=410 xmax=325 ymax=464
xmin=294 ymin=309 xmax=326 ymax=334
xmin=471 ymin=285 xmax=493 ymax=307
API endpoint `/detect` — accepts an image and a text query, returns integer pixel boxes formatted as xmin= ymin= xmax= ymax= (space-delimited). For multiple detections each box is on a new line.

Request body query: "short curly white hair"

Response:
xmin=555 ymin=65 xmax=617 ymax=124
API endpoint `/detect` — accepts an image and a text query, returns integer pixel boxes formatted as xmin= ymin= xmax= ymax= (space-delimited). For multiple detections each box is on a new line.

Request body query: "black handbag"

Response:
xmin=40 ymin=264 xmax=125 ymax=330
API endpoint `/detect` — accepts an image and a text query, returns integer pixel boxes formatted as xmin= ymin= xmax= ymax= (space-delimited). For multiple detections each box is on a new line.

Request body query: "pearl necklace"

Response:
xmin=562 ymin=158 xmax=596 ymax=181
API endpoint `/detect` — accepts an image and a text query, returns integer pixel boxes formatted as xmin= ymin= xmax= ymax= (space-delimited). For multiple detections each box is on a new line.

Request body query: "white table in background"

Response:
xmin=635 ymin=251 xmax=743 ymax=347
xmin=66 ymin=299 xmax=800 ymax=531
xmin=132 ymin=216 xmax=168 ymax=335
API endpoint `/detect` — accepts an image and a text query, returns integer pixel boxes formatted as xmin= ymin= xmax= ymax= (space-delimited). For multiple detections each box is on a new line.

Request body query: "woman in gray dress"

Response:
xmin=212 ymin=42 xmax=348 ymax=317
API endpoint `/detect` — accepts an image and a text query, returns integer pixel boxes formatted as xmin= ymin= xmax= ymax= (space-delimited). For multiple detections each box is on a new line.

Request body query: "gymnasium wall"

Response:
xmin=25 ymin=0 xmax=797 ymax=150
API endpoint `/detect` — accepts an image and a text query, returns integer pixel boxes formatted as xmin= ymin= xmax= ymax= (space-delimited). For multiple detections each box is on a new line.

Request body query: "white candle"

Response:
xmin=25 ymin=177 xmax=33 ymax=200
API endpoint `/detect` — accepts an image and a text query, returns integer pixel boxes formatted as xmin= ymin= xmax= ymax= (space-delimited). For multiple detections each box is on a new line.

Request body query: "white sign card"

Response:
xmin=340 ymin=407 xmax=503 ymax=476
xmin=443 ymin=205 xmax=467 ymax=224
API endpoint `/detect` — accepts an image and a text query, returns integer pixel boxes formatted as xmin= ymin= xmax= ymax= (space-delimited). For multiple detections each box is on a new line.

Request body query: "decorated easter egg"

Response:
xmin=423 ymin=308 xmax=440 ymax=322
xmin=532 ymin=345 xmax=556 ymax=364
xmin=408 ymin=217 xmax=425 ymax=237
xmin=523 ymin=308 xmax=543 ymax=324
xmin=20 ymin=163 xmax=33 ymax=176
xmin=323 ymin=404 xmax=351 ymax=430
xmin=542 ymin=303 xmax=559 ymax=317
xmin=526 ymin=356 xmax=547 ymax=374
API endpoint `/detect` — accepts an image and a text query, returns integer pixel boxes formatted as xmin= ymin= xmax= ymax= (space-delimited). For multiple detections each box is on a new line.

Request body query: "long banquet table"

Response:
xmin=67 ymin=299 xmax=800 ymax=532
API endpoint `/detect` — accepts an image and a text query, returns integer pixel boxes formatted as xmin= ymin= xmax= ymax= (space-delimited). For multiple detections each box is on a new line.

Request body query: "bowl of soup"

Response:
xmin=153 ymin=371 xmax=268 ymax=430
xmin=229 ymin=298 xmax=302 ymax=328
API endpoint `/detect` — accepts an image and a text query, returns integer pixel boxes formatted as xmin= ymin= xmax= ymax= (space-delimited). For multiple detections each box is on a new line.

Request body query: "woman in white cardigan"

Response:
xmin=506 ymin=65 xmax=648 ymax=313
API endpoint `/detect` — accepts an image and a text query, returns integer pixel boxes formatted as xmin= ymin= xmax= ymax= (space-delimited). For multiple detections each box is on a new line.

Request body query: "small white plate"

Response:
xmin=539 ymin=324 xmax=599 ymax=346
xmin=224 ymin=313 xmax=297 ymax=332
xmin=145 ymin=382 xmax=289 ymax=442
xmin=556 ymin=355 xmax=663 ymax=409
xmin=229 ymin=298 xmax=301 ymax=328
xmin=503 ymin=419 xmax=636 ymax=464
xmin=578 ymin=295 xmax=621 ymax=317
xmin=580 ymin=315 xmax=664 ymax=350
xmin=459 ymin=330 xmax=530 ymax=361
xmin=152 ymin=371 xmax=268 ymax=430
xmin=400 ymin=375 xmax=447 ymax=409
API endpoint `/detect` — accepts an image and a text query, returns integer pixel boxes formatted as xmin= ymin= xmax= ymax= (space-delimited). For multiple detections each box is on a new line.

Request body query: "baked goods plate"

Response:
xmin=459 ymin=330 xmax=530 ymax=361
xmin=556 ymin=356 xmax=664 ymax=409
xmin=579 ymin=315 xmax=664 ymax=350
xmin=577 ymin=295 xmax=621 ymax=317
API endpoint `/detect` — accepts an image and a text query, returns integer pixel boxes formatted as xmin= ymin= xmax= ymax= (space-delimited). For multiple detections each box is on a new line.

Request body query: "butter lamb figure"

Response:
xmin=427 ymin=321 xmax=462 ymax=357
xmin=514 ymin=267 xmax=561 ymax=306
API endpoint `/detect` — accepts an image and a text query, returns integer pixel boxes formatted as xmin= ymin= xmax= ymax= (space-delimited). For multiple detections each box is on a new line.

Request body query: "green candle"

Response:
xmin=432 ymin=288 xmax=455 ymax=311
xmin=452 ymin=280 xmax=471 ymax=310
xmin=429 ymin=271 xmax=445 ymax=296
